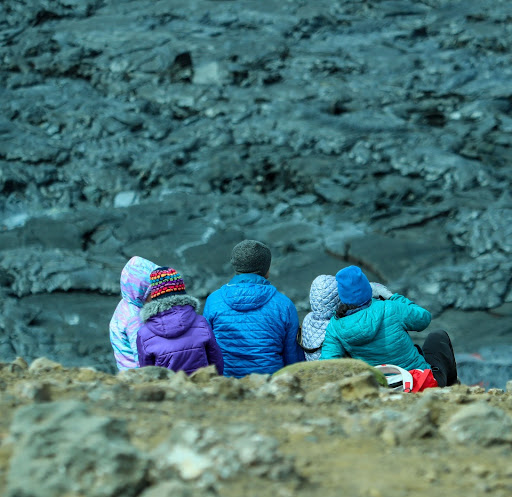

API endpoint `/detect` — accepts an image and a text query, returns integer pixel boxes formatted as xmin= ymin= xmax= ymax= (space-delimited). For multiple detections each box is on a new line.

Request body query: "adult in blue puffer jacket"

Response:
xmin=321 ymin=265 xmax=458 ymax=387
xmin=203 ymin=240 xmax=305 ymax=378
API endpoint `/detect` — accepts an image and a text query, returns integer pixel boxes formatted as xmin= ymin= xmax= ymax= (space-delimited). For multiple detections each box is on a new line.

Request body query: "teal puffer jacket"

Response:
xmin=320 ymin=294 xmax=431 ymax=371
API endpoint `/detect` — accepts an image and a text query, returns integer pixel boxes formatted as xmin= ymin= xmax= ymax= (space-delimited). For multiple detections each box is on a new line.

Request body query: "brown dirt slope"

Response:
xmin=1 ymin=358 xmax=512 ymax=497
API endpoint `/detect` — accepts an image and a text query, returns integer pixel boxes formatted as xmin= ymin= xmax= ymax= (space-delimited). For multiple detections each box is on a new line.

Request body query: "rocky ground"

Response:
xmin=1 ymin=357 xmax=512 ymax=497
xmin=1 ymin=1 xmax=512 ymax=385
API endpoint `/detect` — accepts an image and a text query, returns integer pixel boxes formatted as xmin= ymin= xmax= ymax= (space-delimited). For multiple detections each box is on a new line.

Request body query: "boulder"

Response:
xmin=273 ymin=359 xmax=388 ymax=390
xmin=440 ymin=402 xmax=512 ymax=446
xmin=7 ymin=400 xmax=148 ymax=497
xmin=29 ymin=357 xmax=63 ymax=373
xmin=149 ymin=421 xmax=297 ymax=488
xmin=305 ymin=372 xmax=380 ymax=405
xmin=189 ymin=364 xmax=221 ymax=384
xmin=117 ymin=366 xmax=175 ymax=384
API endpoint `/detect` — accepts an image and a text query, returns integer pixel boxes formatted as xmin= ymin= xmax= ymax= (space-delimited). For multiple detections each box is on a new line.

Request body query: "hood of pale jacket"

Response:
xmin=141 ymin=295 xmax=201 ymax=338
xmin=221 ymin=273 xmax=276 ymax=311
xmin=309 ymin=275 xmax=340 ymax=319
xmin=120 ymin=256 xmax=158 ymax=308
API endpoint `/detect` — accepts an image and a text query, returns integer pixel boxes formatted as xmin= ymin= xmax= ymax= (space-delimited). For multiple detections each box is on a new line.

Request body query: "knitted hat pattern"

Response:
xmin=335 ymin=265 xmax=372 ymax=306
xmin=230 ymin=240 xmax=272 ymax=276
xmin=149 ymin=267 xmax=186 ymax=300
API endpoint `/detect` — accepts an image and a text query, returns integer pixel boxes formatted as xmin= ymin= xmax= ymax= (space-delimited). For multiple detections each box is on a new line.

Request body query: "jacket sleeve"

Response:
xmin=110 ymin=324 xmax=132 ymax=370
xmin=109 ymin=303 xmax=136 ymax=370
xmin=320 ymin=322 xmax=346 ymax=360
xmin=127 ymin=315 xmax=143 ymax=367
xmin=136 ymin=331 xmax=155 ymax=367
xmin=205 ymin=324 xmax=224 ymax=375
xmin=283 ymin=302 xmax=305 ymax=366
xmin=389 ymin=294 xmax=431 ymax=332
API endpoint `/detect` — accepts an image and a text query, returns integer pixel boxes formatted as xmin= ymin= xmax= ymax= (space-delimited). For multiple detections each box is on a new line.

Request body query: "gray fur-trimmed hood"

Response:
xmin=141 ymin=294 xmax=200 ymax=322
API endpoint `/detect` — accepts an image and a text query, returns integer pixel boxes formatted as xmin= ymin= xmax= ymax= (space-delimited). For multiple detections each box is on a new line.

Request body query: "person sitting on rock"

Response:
xmin=110 ymin=256 xmax=158 ymax=370
xmin=203 ymin=240 xmax=304 ymax=378
xmin=320 ymin=265 xmax=458 ymax=387
xmin=136 ymin=267 xmax=224 ymax=375
xmin=298 ymin=275 xmax=340 ymax=361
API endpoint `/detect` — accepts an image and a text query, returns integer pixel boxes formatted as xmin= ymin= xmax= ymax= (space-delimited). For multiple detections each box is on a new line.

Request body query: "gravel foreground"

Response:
xmin=1 ymin=357 xmax=512 ymax=497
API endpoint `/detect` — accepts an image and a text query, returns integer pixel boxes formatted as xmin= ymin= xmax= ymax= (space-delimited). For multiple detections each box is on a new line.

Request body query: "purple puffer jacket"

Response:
xmin=137 ymin=294 xmax=224 ymax=375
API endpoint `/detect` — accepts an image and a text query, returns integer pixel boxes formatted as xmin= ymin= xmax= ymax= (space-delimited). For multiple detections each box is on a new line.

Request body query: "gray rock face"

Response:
xmin=0 ymin=0 xmax=511 ymax=385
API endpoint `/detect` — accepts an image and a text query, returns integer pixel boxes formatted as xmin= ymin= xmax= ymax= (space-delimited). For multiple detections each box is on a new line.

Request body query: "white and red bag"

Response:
xmin=375 ymin=364 xmax=438 ymax=393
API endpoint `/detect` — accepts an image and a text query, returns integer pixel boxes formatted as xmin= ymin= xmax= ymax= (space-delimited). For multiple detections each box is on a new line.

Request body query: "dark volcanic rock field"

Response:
xmin=0 ymin=0 xmax=511 ymax=385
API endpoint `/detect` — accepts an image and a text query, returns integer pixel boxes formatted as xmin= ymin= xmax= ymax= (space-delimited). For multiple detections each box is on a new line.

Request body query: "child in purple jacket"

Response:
xmin=136 ymin=267 xmax=224 ymax=375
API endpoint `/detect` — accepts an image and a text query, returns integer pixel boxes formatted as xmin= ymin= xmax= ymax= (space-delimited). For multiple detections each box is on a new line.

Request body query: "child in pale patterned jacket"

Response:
xmin=109 ymin=256 xmax=157 ymax=370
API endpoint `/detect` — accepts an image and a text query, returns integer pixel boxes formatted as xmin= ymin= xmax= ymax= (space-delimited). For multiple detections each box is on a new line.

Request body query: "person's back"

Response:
xmin=109 ymin=256 xmax=157 ymax=370
xmin=203 ymin=240 xmax=304 ymax=378
xmin=321 ymin=265 xmax=458 ymax=387
xmin=323 ymin=294 xmax=431 ymax=370
xmin=137 ymin=267 xmax=224 ymax=375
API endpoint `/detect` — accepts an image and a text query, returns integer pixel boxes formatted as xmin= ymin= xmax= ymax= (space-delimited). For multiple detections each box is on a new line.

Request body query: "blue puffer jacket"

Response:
xmin=321 ymin=294 xmax=431 ymax=370
xmin=203 ymin=273 xmax=304 ymax=378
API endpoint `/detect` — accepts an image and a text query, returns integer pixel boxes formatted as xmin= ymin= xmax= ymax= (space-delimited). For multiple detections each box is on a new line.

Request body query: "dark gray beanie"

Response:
xmin=230 ymin=240 xmax=271 ymax=276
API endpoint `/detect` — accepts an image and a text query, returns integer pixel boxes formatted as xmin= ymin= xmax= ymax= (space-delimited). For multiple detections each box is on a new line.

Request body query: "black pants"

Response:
xmin=419 ymin=329 xmax=458 ymax=387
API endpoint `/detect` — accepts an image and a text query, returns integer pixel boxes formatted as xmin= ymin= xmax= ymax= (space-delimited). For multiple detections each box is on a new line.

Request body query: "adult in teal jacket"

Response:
xmin=203 ymin=240 xmax=304 ymax=378
xmin=321 ymin=265 xmax=457 ymax=387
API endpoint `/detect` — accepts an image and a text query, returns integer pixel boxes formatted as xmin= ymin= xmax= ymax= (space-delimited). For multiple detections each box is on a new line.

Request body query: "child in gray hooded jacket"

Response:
xmin=299 ymin=275 xmax=340 ymax=361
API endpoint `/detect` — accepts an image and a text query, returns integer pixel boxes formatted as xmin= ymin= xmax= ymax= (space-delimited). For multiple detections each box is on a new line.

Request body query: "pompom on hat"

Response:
xmin=335 ymin=265 xmax=372 ymax=306
xmin=149 ymin=267 xmax=186 ymax=300
xmin=230 ymin=240 xmax=271 ymax=276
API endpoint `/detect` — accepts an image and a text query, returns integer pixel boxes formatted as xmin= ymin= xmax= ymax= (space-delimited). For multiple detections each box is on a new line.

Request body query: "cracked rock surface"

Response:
xmin=0 ymin=0 xmax=511 ymax=386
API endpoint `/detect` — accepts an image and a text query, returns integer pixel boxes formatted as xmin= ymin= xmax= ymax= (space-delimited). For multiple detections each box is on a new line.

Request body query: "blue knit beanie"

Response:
xmin=335 ymin=266 xmax=372 ymax=306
